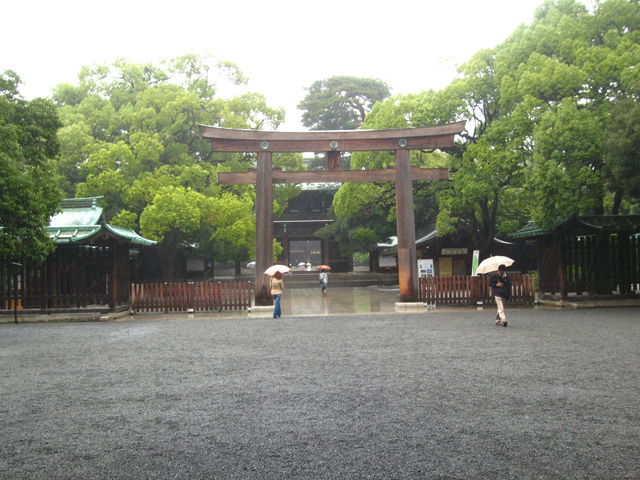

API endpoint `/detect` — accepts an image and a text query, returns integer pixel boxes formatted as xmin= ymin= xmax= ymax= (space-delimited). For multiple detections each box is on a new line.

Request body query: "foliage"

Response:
xmin=328 ymin=128 xmax=450 ymax=251
xmin=52 ymin=53 xmax=301 ymax=277
xmin=0 ymin=71 xmax=62 ymax=264
xmin=339 ymin=0 xmax=640 ymax=254
xmin=298 ymin=76 xmax=391 ymax=130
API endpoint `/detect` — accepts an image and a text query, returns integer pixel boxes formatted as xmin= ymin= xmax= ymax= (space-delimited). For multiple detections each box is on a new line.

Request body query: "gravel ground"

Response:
xmin=1 ymin=308 xmax=639 ymax=479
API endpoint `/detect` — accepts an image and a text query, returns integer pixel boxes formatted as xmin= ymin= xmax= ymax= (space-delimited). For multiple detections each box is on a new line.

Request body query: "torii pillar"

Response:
xmin=395 ymin=148 xmax=418 ymax=302
xmin=255 ymin=150 xmax=274 ymax=305
xmin=199 ymin=121 xmax=465 ymax=306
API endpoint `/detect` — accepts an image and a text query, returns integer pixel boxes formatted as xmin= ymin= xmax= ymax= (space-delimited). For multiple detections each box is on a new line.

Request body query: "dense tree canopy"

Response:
xmin=53 ymin=53 xmax=303 ymax=277
xmin=333 ymin=0 xmax=640 ymax=256
xmin=0 ymin=71 xmax=62 ymax=264
xmin=6 ymin=0 xmax=637 ymax=278
xmin=298 ymin=76 xmax=391 ymax=130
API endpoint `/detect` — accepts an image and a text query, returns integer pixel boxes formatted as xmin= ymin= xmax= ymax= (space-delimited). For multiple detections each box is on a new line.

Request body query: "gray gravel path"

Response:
xmin=1 ymin=308 xmax=639 ymax=479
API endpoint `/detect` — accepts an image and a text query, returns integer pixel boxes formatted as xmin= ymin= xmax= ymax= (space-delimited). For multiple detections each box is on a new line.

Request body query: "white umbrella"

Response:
xmin=476 ymin=256 xmax=514 ymax=274
xmin=264 ymin=264 xmax=291 ymax=276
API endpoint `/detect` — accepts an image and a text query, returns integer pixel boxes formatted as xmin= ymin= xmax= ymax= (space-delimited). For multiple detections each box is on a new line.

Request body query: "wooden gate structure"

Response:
xmin=511 ymin=215 xmax=640 ymax=298
xmin=131 ymin=281 xmax=252 ymax=313
xmin=1 ymin=197 xmax=157 ymax=314
xmin=200 ymin=122 xmax=465 ymax=306
xmin=419 ymin=274 xmax=536 ymax=306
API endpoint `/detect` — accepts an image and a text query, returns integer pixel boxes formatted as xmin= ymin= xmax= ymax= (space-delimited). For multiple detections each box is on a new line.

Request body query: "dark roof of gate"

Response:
xmin=510 ymin=214 xmax=640 ymax=239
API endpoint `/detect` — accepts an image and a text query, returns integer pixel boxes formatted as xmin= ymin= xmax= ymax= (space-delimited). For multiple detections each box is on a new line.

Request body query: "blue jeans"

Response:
xmin=272 ymin=294 xmax=282 ymax=318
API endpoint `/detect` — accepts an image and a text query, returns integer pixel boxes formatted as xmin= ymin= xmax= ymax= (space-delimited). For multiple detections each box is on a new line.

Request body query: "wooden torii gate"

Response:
xmin=199 ymin=121 xmax=465 ymax=306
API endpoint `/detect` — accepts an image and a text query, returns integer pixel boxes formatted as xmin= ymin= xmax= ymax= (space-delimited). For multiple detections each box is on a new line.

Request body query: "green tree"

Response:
xmin=327 ymin=97 xmax=452 ymax=253
xmin=53 ymin=54 xmax=301 ymax=276
xmin=0 ymin=71 xmax=62 ymax=264
xmin=327 ymin=0 xmax=640 ymax=254
xmin=603 ymin=99 xmax=640 ymax=213
xmin=298 ymin=76 xmax=391 ymax=130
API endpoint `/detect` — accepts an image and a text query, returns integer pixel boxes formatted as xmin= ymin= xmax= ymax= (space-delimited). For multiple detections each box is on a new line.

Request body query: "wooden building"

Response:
xmin=511 ymin=214 xmax=640 ymax=299
xmin=1 ymin=197 xmax=156 ymax=313
xmin=273 ymin=187 xmax=353 ymax=272
xmin=375 ymin=229 xmax=529 ymax=276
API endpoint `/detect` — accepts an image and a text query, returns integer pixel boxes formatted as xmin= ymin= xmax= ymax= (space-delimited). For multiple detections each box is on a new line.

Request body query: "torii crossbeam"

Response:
xmin=199 ymin=121 xmax=465 ymax=306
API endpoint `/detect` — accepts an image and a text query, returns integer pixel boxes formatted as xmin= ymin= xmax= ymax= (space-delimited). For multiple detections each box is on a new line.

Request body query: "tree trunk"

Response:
xmin=612 ymin=188 xmax=623 ymax=215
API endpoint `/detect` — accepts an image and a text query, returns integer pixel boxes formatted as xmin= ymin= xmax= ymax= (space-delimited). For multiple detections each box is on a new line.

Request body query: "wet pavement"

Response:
xmin=1 ymin=305 xmax=639 ymax=479
xmin=125 ymin=285 xmax=554 ymax=322
xmin=255 ymin=285 xmax=405 ymax=317
xmin=2 ymin=283 xmax=629 ymax=325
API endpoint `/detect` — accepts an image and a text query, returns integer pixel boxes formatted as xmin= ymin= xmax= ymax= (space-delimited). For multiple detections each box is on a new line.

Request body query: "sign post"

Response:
xmin=472 ymin=250 xmax=480 ymax=276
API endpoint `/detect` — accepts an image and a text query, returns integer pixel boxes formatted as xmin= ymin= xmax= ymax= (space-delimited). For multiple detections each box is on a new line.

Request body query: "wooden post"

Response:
xmin=558 ymin=236 xmax=567 ymax=300
xmin=281 ymin=237 xmax=290 ymax=267
xmin=322 ymin=238 xmax=330 ymax=266
xmin=109 ymin=241 xmax=117 ymax=310
xmin=395 ymin=149 xmax=418 ymax=302
xmin=327 ymin=151 xmax=341 ymax=170
xmin=255 ymin=151 xmax=274 ymax=306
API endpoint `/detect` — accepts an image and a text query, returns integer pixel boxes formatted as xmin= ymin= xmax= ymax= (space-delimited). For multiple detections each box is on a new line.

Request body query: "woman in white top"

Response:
xmin=319 ymin=269 xmax=328 ymax=297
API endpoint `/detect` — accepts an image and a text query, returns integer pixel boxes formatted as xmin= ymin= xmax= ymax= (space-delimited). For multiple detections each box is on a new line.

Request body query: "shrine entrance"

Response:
xmin=199 ymin=121 xmax=465 ymax=306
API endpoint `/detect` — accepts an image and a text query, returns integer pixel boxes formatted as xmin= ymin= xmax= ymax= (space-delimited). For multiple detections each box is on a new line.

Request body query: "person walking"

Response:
xmin=490 ymin=264 xmax=512 ymax=327
xmin=270 ymin=270 xmax=284 ymax=318
xmin=319 ymin=268 xmax=328 ymax=297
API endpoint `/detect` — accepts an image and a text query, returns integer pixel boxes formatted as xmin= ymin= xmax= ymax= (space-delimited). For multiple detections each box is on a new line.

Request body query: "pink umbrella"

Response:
xmin=264 ymin=264 xmax=291 ymax=276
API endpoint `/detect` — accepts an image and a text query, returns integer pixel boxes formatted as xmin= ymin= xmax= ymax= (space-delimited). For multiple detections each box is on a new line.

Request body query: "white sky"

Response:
xmin=2 ymin=0 xmax=551 ymax=131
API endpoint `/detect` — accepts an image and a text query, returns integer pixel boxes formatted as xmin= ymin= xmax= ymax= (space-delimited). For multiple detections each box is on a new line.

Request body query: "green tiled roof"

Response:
xmin=49 ymin=197 xmax=103 ymax=228
xmin=104 ymin=224 xmax=157 ymax=246
xmin=510 ymin=214 xmax=640 ymax=239
xmin=47 ymin=197 xmax=157 ymax=246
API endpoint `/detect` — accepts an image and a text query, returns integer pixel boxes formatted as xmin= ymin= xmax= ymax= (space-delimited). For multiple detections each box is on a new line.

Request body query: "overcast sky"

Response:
xmin=3 ymin=0 xmax=554 ymax=131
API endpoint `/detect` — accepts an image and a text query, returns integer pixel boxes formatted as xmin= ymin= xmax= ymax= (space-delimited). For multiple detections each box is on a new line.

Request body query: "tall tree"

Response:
xmin=0 ymin=71 xmax=62 ymax=264
xmin=298 ymin=76 xmax=391 ymax=130
xmin=53 ymin=54 xmax=302 ymax=278
xmin=328 ymin=0 xmax=640 ymax=255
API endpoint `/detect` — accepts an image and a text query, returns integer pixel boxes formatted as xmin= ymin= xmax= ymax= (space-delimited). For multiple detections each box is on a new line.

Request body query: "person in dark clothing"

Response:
xmin=489 ymin=265 xmax=512 ymax=326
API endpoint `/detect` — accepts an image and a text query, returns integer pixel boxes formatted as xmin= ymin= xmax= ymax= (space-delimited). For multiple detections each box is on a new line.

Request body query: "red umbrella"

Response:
xmin=316 ymin=265 xmax=331 ymax=271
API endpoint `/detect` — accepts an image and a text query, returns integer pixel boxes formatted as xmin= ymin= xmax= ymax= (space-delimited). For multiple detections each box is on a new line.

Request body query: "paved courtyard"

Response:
xmin=1 ymin=306 xmax=639 ymax=479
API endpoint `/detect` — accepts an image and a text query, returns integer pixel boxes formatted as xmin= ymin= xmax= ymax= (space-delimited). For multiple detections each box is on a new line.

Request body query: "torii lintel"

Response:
xmin=198 ymin=121 xmax=465 ymax=153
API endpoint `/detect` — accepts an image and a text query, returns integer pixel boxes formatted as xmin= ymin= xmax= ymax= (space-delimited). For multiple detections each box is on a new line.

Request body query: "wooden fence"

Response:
xmin=131 ymin=281 xmax=252 ymax=313
xmin=419 ymin=274 xmax=536 ymax=306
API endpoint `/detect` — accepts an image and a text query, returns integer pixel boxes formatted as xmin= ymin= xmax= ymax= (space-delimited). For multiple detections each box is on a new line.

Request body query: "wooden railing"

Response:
xmin=131 ymin=281 xmax=252 ymax=313
xmin=419 ymin=274 xmax=536 ymax=306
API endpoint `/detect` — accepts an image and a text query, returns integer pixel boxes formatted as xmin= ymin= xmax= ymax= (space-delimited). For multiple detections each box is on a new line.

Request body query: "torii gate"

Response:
xmin=199 ymin=121 xmax=465 ymax=306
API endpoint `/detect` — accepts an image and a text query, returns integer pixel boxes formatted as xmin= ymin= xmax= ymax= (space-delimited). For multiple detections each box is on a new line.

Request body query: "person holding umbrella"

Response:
xmin=489 ymin=264 xmax=512 ymax=327
xmin=270 ymin=270 xmax=285 ymax=318
xmin=319 ymin=268 xmax=329 ymax=296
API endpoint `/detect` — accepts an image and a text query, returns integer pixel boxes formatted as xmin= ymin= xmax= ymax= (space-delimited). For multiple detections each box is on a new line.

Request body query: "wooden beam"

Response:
xmin=218 ymin=167 xmax=449 ymax=185
xmin=199 ymin=121 xmax=466 ymax=153
xmin=200 ymin=121 xmax=465 ymax=141
xmin=205 ymin=135 xmax=457 ymax=153
xmin=327 ymin=151 xmax=341 ymax=170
